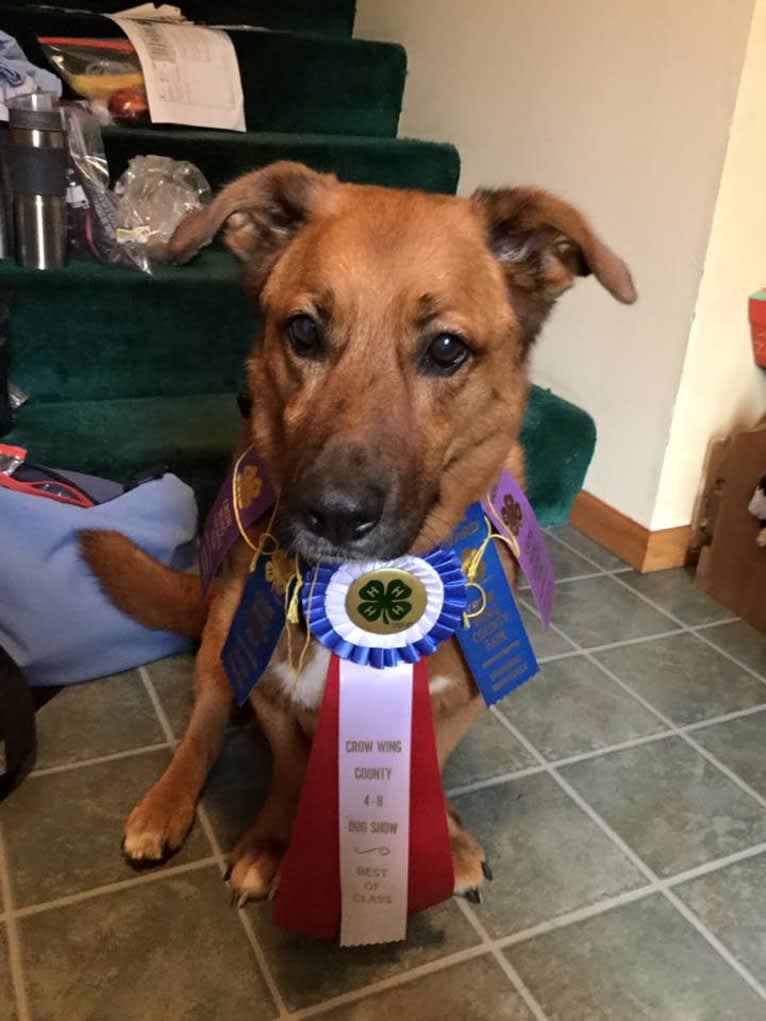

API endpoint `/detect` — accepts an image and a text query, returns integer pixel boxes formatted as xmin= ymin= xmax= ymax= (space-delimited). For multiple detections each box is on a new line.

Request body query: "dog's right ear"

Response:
xmin=165 ymin=161 xmax=336 ymax=287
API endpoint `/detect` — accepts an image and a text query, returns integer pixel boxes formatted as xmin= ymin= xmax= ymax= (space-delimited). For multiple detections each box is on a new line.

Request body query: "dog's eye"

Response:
xmin=422 ymin=333 xmax=471 ymax=374
xmin=285 ymin=314 xmax=322 ymax=357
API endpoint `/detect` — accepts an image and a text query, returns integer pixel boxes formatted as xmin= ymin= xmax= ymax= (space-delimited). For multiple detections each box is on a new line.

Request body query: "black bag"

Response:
xmin=0 ymin=645 xmax=36 ymax=800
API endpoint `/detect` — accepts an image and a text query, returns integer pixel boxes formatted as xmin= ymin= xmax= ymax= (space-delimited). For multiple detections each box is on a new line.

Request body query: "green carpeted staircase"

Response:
xmin=2 ymin=0 xmax=595 ymax=524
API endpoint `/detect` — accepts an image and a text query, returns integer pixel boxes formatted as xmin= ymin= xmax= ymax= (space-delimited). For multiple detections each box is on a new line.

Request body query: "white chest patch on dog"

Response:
xmin=428 ymin=674 xmax=454 ymax=697
xmin=272 ymin=644 xmax=332 ymax=710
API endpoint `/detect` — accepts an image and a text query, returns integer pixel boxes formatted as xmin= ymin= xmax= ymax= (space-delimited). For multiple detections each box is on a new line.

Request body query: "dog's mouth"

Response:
xmin=276 ymin=515 xmax=419 ymax=565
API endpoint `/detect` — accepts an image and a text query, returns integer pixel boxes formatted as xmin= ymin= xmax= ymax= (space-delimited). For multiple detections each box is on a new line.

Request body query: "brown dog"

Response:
xmin=82 ymin=161 xmax=635 ymax=907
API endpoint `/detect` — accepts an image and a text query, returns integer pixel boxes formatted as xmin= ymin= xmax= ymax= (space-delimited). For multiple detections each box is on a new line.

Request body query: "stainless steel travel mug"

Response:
xmin=8 ymin=94 xmax=67 ymax=270
xmin=0 ymin=125 xmax=13 ymax=260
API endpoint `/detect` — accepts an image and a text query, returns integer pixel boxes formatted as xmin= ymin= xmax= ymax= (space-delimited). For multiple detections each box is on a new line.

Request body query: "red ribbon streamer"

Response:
xmin=273 ymin=654 xmax=454 ymax=939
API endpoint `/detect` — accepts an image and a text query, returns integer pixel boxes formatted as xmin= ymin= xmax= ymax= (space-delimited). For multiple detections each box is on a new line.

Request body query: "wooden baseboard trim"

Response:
xmin=570 ymin=491 xmax=691 ymax=573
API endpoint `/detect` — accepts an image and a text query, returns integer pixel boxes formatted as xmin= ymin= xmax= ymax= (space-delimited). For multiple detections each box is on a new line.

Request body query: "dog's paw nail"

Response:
xmin=464 ymin=887 xmax=483 ymax=905
xmin=223 ymin=863 xmax=233 ymax=882
xmin=481 ymin=861 xmax=493 ymax=882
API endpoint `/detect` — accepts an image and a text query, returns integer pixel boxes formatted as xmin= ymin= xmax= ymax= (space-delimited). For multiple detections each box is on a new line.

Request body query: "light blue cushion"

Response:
xmin=0 ymin=473 xmax=196 ymax=686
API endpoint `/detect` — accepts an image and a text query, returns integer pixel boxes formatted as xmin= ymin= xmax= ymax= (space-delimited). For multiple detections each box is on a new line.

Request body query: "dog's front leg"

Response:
xmin=228 ymin=686 xmax=312 ymax=904
xmin=434 ymin=689 xmax=491 ymax=901
xmin=122 ymin=583 xmax=242 ymax=865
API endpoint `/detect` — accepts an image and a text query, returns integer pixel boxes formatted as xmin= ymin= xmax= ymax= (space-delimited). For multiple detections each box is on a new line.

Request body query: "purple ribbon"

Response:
xmin=198 ymin=448 xmax=275 ymax=592
xmin=481 ymin=470 xmax=555 ymax=628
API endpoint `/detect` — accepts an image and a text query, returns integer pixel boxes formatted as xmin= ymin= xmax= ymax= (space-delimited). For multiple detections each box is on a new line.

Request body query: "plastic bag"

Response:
xmin=63 ymin=104 xmax=145 ymax=272
xmin=114 ymin=156 xmax=211 ymax=271
xmin=38 ymin=37 xmax=148 ymax=122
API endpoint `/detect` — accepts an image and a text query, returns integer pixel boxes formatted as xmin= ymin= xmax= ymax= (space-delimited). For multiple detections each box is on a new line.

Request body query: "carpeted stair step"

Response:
xmin=6 ymin=386 xmax=597 ymax=527
xmin=102 ymin=127 xmax=460 ymax=193
xmin=519 ymin=386 xmax=597 ymax=526
xmin=16 ymin=0 xmax=357 ymax=38
xmin=4 ymin=250 xmax=255 ymax=405
xmin=9 ymin=392 xmax=242 ymax=518
xmin=4 ymin=8 xmax=401 ymax=136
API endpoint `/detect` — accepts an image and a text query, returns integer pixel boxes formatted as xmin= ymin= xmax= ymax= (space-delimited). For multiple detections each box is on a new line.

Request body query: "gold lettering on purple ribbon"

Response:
xmin=237 ymin=465 xmax=263 ymax=509
xmin=501 ymin=493 xmax=523 ymax=536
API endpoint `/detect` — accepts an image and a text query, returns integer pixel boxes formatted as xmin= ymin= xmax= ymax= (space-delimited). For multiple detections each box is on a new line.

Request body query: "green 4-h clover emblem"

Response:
xmin=346 ymin=567 xmax=428 ymax=634
xmin=357 ymin=577 xmax=413 ymax=625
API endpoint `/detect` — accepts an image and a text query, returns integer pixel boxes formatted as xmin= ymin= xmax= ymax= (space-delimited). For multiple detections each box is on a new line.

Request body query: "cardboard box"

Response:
xmin=696 ymin=421 xmax=766 ymax=633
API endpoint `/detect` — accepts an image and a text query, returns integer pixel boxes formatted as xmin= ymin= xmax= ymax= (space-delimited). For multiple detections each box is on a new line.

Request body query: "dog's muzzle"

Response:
xmin=280 ymin=443 xmax=411 ymax=561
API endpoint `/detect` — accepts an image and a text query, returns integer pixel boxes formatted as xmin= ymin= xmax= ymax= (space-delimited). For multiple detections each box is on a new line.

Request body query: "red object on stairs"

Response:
xmin=748 ymin=288 xmax=766 ymax=367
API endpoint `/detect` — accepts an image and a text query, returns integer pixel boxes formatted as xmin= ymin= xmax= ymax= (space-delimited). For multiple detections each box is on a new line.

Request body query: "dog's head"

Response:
xmin=169 ymin=162 xmax=635 ymax=562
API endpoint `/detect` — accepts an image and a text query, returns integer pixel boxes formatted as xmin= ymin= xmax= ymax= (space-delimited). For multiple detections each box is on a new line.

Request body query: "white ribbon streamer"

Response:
xmin=338 ymin=659 xmax=413 ymax=946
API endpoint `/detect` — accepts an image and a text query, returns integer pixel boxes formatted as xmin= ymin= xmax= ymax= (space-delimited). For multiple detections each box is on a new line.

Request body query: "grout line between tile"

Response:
xmin=498 ymin=885 xmax=657 ymax=948
xmin=535 ymin=649 xmax=581 ymax=665
xmin=684 ymin=703 xmax=766 ymax=733
xmin=14 ymin=857 xmax=218 ymax=918
xmin=492 ymin=706 xmax=766 ymax=1004
xmin=691 ymin=627 xmax=766 ymax=686
xmin=453 ymin=895 xmax=550 ymax=1021
xmin=446 ymin=763 xmax=546 ymax=799
xmin=519 ymin=587 xmax=766 ymax=810
xmin=528 ymin=569 xmax=605 ymax=588
xmin=139 ymin=666 xmax=289 ymax=1020
xmin=138 ymin=666 xmax=176 ymax=745
xmin=533 ymin=628 xmax=686 ymax=663
xmin=30 ymin=742 xmax=170 ymax=778
xmin=664 ymin=840 xmax=766 ymax=888
xmin=663 ymin=886 xmax=766 ymax=1000
xmin=677 ymin=732 xmax=766 ymax=813
xmin=559 ymin=628 xmax=685 ymax=654
xmin=566 ymin=637 xmax=766 ymax=816
xmin=0 ymin=821 xmax=31 ymax=1021
xmin=694 ymin=617 xmax=742 ymax=630
xmin=449 ymin=695 xmax=766 ymax=802
xmin=544 ymin=532 xmax=627 ymax=573
xmin=509 ymin=725 xmax=672 ymax=767
xmin=495 ymin=839 xmax=766 ymax=951
xmin=287 ymin=943 xmax=492 ymax=1020
xmin=601 ymin=573 xmax=766 ymax=687
xmin=197 ymin=803 xmax=288 ymax=1021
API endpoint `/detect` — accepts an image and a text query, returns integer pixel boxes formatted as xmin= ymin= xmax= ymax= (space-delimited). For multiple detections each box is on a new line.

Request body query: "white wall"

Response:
xmin=652 ymin=0 xmax=766 ymax=530
xmin=356 ymin=0 xmax=754 ymax=527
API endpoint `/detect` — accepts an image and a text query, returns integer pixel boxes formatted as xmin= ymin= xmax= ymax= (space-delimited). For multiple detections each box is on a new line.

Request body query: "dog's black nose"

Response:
xmin=301 ymin=488 xmax=384 ymax=546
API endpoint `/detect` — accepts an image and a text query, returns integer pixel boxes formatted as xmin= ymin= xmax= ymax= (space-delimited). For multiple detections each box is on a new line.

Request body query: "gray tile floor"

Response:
xmin=2 ymin=527 xmax=766 ymax=1020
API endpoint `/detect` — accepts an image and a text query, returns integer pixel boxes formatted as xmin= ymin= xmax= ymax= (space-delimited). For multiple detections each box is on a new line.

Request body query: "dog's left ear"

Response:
xmin=472 ymin=186 xmax=637 ymax=344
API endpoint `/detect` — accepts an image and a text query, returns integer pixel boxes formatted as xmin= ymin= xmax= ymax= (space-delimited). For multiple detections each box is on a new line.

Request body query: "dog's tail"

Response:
xmin=79 ymin=530 xmax=208 ymax=640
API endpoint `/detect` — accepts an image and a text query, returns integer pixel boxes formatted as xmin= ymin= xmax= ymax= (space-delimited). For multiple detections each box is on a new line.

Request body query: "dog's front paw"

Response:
xmin=122 ymin=786 xmax=196 ymax=866
xmin=227 ymin=840 xmax=284 ymax=908
xmin=448 ymin=804 xmax=491 ymax=904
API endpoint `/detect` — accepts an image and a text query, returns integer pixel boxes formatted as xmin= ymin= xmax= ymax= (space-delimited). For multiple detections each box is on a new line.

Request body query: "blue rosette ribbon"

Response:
xmin=302 ymin=548 xmax=467 ymax=669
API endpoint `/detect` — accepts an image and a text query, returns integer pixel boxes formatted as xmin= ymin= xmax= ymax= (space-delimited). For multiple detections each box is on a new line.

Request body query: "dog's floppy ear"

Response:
xmin=472 ymin=186 xmax=636 ymax=344
xmin=166 ymin=161 xmax=336 ymax=285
